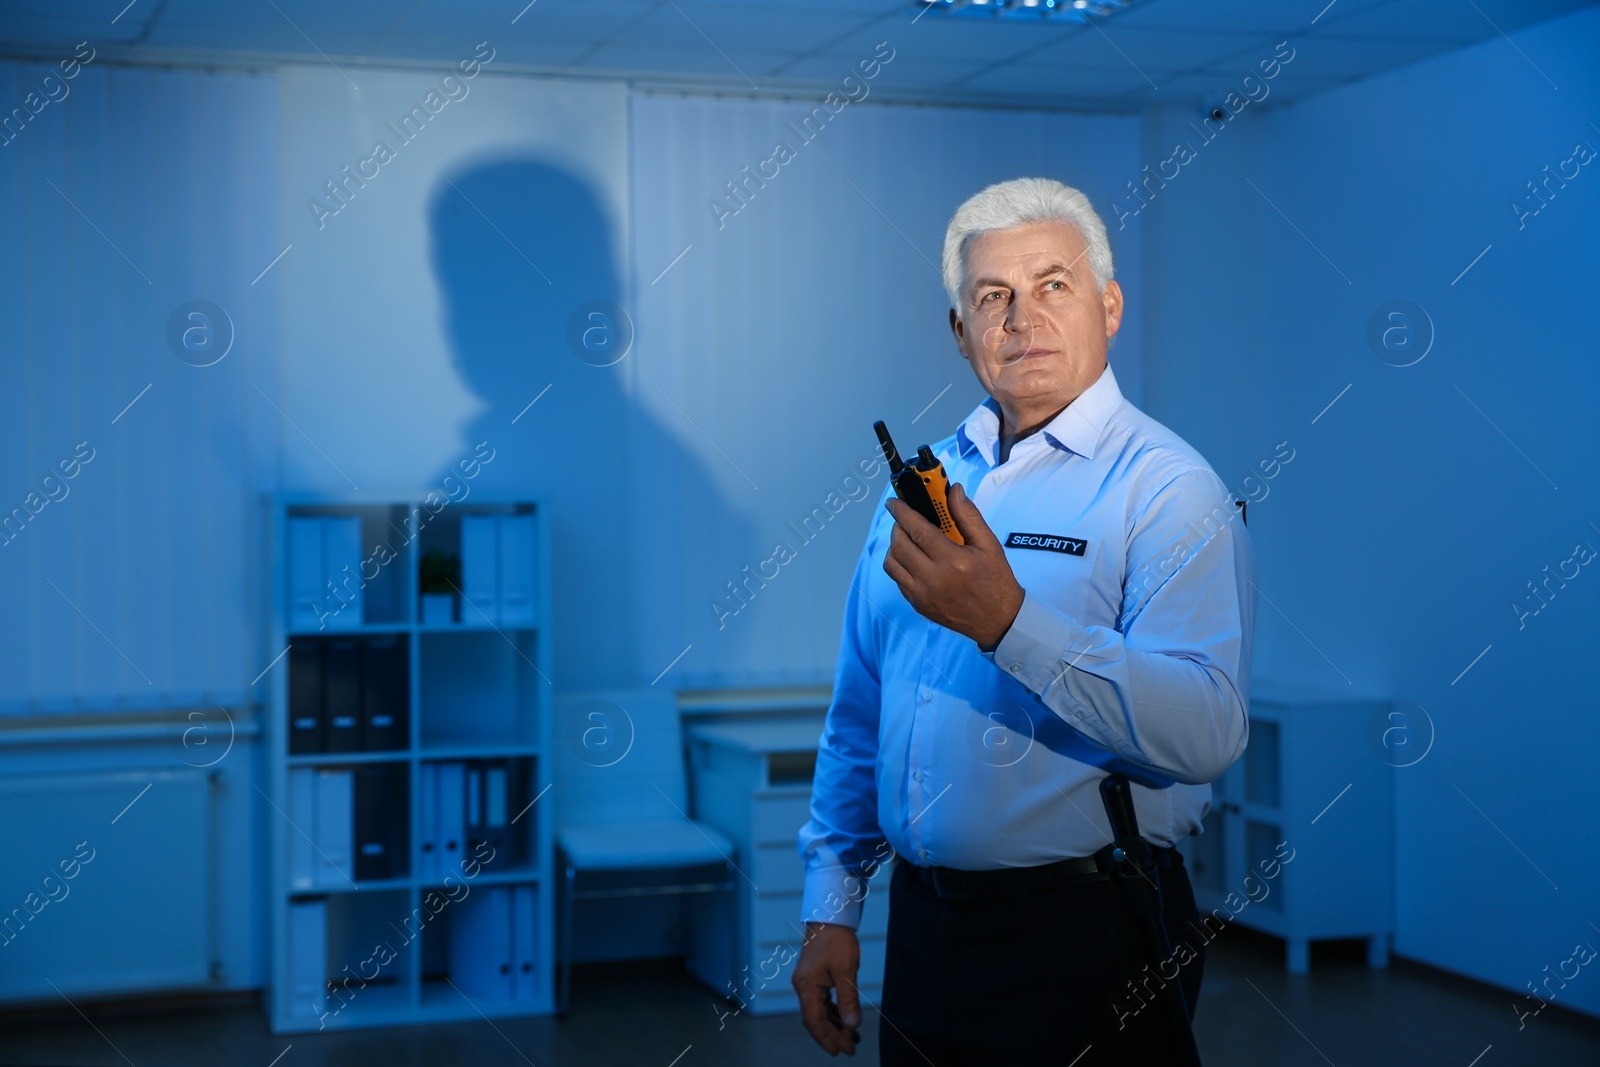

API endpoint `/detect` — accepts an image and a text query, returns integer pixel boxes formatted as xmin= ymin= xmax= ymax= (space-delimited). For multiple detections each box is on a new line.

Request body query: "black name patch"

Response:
xmin=1005 ymin=532 xmax=1087 ymax=556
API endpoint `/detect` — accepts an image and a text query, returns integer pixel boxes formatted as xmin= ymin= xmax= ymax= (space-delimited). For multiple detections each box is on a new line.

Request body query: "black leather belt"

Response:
xmin=904 ymin=842 xmax=1183 ymax=902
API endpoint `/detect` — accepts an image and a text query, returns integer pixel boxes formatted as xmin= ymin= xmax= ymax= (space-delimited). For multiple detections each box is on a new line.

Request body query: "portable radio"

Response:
xmin=874 ymin=420 xmax=964 ymax=545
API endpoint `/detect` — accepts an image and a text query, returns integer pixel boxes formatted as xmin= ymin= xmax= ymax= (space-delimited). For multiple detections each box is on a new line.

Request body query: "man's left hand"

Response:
xmin=883 ymin=482 xmax=1025 ymax=651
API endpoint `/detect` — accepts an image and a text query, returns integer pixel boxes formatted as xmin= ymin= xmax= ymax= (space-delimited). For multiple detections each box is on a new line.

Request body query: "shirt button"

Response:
xmin=916 ymin=848 xmax=928 ymax=861
xmin=920 ymin=690 xmax=932 ymax=702
xmin=913 ymin=769 xmax=926 ymax=782
xmin=1009 ymin=663 xmax=1022 ymax=673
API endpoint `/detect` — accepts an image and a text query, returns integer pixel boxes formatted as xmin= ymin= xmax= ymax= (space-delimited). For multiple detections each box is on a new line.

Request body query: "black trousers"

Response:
xmin=879 ymin=851 xmax=1205 ymax=1066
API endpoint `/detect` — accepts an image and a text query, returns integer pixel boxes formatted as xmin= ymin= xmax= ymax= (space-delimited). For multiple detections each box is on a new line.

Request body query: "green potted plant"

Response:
xmin=419 ymin=550 xmax=461 ymax=625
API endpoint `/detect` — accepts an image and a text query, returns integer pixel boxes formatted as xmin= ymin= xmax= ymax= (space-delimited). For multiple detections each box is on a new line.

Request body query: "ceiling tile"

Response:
xmin=770 ymin=52 xmax=977 ymax=83
xmin=1267 ymin=33 xmax=1456 ymax=82
xmin=0 ymin=15 xmax=146 ymax=47
xmin=1022 ymin=25 xmax=1275 ymax=76
xmin=604 ymin=5 xmax=864 ymax=57
xmin=816 ymin=18 xmax=1091 ymax=63
xmin=1313 ymin=0 xmax=1597 ymax=42
xmin=1108 ymin=0 xmax=1311 ymax=35
xmin=397 ymin=0 xmax=649 ymax=43
xmin=959 ymin=61 xmax=1154 ymax=98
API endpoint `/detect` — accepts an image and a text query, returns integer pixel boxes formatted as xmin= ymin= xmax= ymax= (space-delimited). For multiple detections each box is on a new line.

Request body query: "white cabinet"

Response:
xmin=1179 ymin=682 xmax=1394 ymax=974
xmin=686 ymin=716 xmax=890 ymax=1015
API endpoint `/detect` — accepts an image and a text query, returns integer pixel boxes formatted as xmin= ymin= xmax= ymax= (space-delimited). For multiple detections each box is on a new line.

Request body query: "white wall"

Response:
xmin=1139 ymin=7 xmax=1600 ymax=1015
xmin=0 ymin=60 xmax=278 ymax=714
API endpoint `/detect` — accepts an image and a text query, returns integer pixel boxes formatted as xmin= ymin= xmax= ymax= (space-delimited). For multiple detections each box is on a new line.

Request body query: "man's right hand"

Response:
xmin=792 ymin=921 xmax=862 ymax=1056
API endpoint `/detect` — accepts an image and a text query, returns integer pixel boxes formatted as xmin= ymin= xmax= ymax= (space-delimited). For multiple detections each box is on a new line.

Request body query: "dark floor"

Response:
xmin=3 ymin=929 xmax=1598 ymax=1066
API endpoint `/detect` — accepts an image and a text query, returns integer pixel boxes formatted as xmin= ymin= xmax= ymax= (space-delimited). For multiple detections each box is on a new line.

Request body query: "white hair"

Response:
xmin=941 ymin=177 xmax=1115 ymax=308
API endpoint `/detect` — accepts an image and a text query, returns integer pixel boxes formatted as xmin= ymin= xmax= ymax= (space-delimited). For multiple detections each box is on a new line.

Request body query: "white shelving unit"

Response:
xmin=1180 ymin=681 xmax=1394 ymax=975
xmin=263 ymin=494 xmax=554 ymax=1032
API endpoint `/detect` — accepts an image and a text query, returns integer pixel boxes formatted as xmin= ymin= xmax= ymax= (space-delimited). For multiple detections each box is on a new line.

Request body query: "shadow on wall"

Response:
xmin=426 ymin=158 xmax=753 ymax=690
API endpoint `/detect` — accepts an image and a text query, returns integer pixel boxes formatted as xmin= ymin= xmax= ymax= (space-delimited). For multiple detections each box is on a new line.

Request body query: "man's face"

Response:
xmin=949 ymin=220 xmax=1123 ymax=425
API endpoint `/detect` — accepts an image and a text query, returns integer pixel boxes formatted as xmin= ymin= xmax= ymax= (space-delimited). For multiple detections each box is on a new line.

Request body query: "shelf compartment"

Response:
xmin=1244 ymin=719 xmax=1281 ymax=809
xmin=287 ymin=761 xmax=410 ymax=890
xmin=283 ymin=889 xmax=415 ymax=1031
xmin=325 ymin=889 xmax=416 ymax=1015
xmin=285 ymin=504 xmax=414 ymax=628
xmin=417 ymin=756 xmax=540 ymax=885
xmin=419 ymin=630 xmax=543 ymax=748
xmin=287 ymin=634 xmax=409 ymax=758
xmin=419 ymin=881 xmax=545 ymax=1009
xmin=414 ymin=503 xmax=540 ymax=630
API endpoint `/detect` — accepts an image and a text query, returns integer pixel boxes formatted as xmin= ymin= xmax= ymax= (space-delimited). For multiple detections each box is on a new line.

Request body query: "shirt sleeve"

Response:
xmin=984 ymin=466 xmax=1256 ymax=786
xmin=796 ymin=520 xmax=891 ymax=930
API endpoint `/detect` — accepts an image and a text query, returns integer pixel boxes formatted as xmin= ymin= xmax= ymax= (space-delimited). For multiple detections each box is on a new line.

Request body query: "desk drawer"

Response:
xmin=753 ymin=892 xmax=807 ymax=945
xmin=751 ymin=842 xmax=805 ymax=892
xmin=751 ymin=792 xmax=812 ymax=845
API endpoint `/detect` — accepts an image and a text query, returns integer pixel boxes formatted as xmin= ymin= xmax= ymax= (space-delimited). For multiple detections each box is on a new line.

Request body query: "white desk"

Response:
xmin=687 ymin=717 xmax=891 ymax=1015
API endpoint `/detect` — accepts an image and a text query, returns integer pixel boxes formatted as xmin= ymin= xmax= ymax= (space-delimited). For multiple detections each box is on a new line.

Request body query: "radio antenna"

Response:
xmin=873 ymin=420 xmax=904 ymax=475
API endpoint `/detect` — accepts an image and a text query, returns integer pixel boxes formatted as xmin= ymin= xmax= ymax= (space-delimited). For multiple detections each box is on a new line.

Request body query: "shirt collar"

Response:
xmin=957 ymin=362 xmax=1122 ymax=465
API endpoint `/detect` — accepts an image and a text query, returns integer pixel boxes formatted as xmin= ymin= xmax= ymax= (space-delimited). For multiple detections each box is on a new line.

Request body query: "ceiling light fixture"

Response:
xmin=911 ymin=0 xmax=1140 ymax=21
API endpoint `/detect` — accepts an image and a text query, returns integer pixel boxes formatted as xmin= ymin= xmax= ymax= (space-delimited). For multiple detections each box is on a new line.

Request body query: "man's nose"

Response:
xmin=1005 ymin=292 xmax=1037 ymax=334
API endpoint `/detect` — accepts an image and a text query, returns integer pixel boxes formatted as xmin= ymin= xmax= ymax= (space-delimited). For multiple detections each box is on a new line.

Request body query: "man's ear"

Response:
xmin=1101 ymin=280 xmax=1124 ymax=339
xmin=949 ymin=307 xmax=965 ymax=353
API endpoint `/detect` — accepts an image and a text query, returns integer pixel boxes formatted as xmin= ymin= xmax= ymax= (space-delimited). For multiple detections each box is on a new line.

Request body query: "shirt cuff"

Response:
xmin=800 ymin=865 xmax=869 ymax=930
xmin=985 ymin=589 xmax=1089 ymax=697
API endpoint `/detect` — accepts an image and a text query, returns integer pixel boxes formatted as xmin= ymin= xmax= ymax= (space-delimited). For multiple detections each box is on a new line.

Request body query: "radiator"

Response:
xmin=0 ymin=768 xmax=214 ymax=1001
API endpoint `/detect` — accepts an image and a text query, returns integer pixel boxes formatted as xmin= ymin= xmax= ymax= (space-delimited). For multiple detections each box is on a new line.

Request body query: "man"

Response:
xmin=792 ymin=177 xmax=1256 ymax=1064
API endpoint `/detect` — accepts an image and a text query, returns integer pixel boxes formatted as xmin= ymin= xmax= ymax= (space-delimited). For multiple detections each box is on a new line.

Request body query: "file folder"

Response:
xmin=314 ymin=769 xmax=354 ymax=887
xmin=322 ymin=641 xmax=362 ymax=753
xmin=511 ymin=884 xmax=538 ymax=1000
xmin=288 ymin=643 xmax=324 ymax=755
xmin=288 ymin=898 xmax=328 ymax=1019
xmin=288 ymin=518 xmax=325 ymax=631
xmin=360 ymin=636 xmax=408 ymax=751
xmin=448 ymin=885 xmax=514 ymax=999
xmin=418 ymin=761 xmax=439 ymax=883
xmin=288 ymin=768 xmax=318 ymax=890
xmin=466 ymin=764 xmax=482 ymax=836
xmin=354 ymin=764 xmax=407 ymax=881
xmin=498 ymin=514 xmax=536 ymax=626
xmin=437 ymin=761 xmax=466 ymax=877
xmin=321 ymin=515 xmax=364 ymax=629
xmin=460 ymin=516 xmax=499 ymax=624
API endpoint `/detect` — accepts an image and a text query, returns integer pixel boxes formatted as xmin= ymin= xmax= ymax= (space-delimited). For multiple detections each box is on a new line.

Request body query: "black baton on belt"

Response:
xmin=1100 ymin=773 xmax=1203 ymax=1067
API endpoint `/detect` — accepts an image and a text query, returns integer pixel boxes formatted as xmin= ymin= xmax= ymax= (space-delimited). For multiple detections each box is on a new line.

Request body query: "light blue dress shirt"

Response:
xmin=798 ymin=363 xmax=1256 ymax=930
